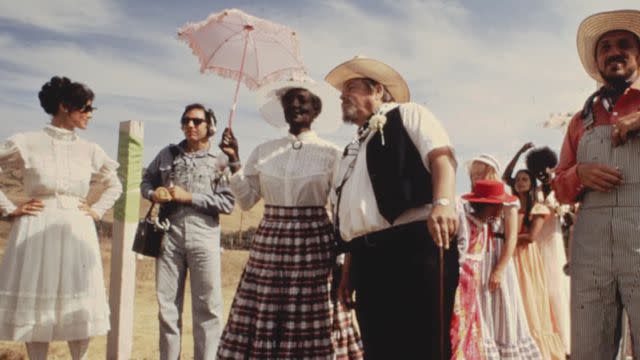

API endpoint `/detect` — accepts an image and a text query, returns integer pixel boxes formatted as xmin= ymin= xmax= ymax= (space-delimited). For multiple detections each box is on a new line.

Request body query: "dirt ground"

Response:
xmin=0 ymin=176 xmax=260 ymax=359
xmin=0 ymin=239 xmax=250 ymax=360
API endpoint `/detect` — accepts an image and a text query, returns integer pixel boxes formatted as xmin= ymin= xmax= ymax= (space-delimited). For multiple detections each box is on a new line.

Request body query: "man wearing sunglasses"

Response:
xmin=141 ymin=103 xmax=235 ymax=360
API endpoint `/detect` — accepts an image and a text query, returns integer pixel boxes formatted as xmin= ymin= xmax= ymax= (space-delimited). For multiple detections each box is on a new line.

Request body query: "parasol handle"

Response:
xmin=227 ymin=29 xmax=252 ymax=129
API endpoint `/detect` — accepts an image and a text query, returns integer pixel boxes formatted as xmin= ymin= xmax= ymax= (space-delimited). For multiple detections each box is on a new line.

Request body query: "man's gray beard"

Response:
xmin=342 ymin=104 xmax=358 ymax=124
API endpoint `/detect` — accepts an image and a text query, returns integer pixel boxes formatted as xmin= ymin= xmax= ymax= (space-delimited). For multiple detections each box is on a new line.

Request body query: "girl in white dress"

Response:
xmin=0 ymin=76 xmax=122 ymax=360
xmin=467 ymin=154 xmax=542 ymax=359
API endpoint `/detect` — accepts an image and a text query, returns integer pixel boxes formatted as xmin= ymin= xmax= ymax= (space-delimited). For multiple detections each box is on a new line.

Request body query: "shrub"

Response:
xmin=221 ymin=227 xmax=257 ymax=250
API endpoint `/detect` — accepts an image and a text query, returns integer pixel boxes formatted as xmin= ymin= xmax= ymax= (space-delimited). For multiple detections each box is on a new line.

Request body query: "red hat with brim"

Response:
xmin=462 ymin=180 xmax=517 ymax=204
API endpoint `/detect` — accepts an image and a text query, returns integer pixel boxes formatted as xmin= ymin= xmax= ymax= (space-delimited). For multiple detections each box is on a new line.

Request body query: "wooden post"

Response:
xmin=107 ymin=121 xmax=144 ymax=359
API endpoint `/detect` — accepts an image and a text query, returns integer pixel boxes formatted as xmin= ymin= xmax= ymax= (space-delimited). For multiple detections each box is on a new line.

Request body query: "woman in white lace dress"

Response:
xmin=0 ymin=76 xmax=122 ymax=360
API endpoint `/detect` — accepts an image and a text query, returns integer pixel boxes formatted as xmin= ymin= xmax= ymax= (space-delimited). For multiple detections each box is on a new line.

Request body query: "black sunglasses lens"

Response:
xmin=80 ymin=105 xmax=96 ymax=113
xmin=181 ymin=117 xmax=205 ymax=126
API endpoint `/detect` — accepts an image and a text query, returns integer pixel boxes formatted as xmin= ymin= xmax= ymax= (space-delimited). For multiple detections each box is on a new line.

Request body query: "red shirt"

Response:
xmin=552 ymin=81 xmax=640 ymax=204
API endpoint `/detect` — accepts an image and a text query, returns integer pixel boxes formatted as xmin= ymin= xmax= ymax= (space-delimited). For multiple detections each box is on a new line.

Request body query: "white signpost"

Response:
xmin=107 ymin=121 xmax=144 ymax=359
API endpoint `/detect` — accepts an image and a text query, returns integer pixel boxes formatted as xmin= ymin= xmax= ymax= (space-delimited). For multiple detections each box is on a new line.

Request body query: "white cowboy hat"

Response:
xmin=256 ymin=78 xmax=342 ymax=133
xmin=466 ymin=154 xmax=502 ymax=174
xmin=324 ymin=56 xmax=410 ymax=103
xmin=577 ymin=9 xmax=640 ymax=83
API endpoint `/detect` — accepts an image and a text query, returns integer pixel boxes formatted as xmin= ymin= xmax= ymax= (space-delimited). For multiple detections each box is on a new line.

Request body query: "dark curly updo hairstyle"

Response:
xmin=38 ymin=76 xmax=94 ymax=115
xmin=525 ymin=147 xmax=558 ymax=175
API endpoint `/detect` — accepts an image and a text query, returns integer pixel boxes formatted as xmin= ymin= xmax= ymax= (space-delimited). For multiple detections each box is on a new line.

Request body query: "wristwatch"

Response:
xmin=433 ymin=198 xmax=451 ymax=207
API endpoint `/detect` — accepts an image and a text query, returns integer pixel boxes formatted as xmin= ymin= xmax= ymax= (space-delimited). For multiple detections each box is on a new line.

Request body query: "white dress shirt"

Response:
xmin=333 ymin=102 xmax=454 ymax=241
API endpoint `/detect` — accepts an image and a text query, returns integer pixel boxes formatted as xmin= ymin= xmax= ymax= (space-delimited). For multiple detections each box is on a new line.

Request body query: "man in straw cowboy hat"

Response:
xmin=552 ymin=9 xmax=640 ymax=359
xmin=327 ymin=56 xmax=458 ymax=359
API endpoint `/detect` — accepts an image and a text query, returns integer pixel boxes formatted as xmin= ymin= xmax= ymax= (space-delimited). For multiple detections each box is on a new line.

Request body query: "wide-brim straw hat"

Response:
xmin=577 ymin=9 xmax=640 ymax=83
xmin=256 ymin=79 xmax=342 ymax=133
xmin=324 ymin=56 xmax=410 ymax=103
xmin=462 ymin=180 xmax=517 ymax=204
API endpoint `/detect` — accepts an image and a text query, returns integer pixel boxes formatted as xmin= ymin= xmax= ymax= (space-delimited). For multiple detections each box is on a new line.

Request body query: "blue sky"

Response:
xmin=1 ymin=0 xmax=638 ymax=193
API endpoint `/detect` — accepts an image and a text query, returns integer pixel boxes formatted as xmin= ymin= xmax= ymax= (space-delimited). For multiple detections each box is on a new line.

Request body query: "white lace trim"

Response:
xmin=177 ymin=9 xmax=307 ymax=90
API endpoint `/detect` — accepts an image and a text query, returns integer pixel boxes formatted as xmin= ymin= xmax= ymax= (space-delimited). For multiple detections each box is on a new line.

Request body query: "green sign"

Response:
xmin=114 ymin=126 xmax=143 ymax=222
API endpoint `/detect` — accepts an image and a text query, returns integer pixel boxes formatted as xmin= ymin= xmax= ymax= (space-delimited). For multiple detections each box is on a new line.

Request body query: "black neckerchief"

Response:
xmin=582 ymin=80 xmax=634 ymax=127
xmin=356 ymin=119 xmax=370 ymax=141
xmin=601 ymin=81 xmax=633 ymax=110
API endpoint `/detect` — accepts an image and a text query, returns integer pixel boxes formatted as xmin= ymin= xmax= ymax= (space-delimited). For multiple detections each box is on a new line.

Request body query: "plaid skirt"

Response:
xmin=217 ymin=205 xmax=363 ymax=360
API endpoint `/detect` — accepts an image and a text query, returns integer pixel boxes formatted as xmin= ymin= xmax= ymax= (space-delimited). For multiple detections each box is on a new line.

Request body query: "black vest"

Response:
xmin=366 ymin=107 xmax=433 ymax=224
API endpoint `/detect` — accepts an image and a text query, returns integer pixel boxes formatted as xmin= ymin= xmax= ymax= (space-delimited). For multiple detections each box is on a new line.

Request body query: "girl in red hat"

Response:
xmin=452 ymin=180 xmax=520 ymax=359
xmin=461 ymin=158 xmax=542 ymax=359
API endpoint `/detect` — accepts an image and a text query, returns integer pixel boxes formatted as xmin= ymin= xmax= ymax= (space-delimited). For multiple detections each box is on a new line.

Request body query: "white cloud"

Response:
xmin=286 ymin=1 xmax=589 ymax=187
xmin=548 ymin=0 xmax=640 ymax=19
xmin=0 ymin=36 xmax=226 ymax=104
xmin=1 ymin=0 xmax=636 ymax=193
xmin=0 ymin=0 xmax=122 ymax=33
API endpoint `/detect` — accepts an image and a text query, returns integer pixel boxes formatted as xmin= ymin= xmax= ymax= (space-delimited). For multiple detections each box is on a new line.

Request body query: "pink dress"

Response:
xmin=451 ymin=211 xmax=487 ymax=360
xmin=453 ymin=200 xmax=542 ymax=360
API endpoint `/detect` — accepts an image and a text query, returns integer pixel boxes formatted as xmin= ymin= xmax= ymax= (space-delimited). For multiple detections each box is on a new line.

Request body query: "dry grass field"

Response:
xmin=0 ymin=171 xmax=264 ymax=359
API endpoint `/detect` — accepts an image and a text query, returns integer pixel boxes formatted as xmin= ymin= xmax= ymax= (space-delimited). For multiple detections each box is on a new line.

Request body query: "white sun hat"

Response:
xmin=466 ymin=154 xmax=502 ymax=174
xmin=256 ymin=78 xmax=342 ymax=133
xmin=577 ymin=9 xmax=640 ymax=83
xmin=324 ymin=55 xmax=410 ymax=103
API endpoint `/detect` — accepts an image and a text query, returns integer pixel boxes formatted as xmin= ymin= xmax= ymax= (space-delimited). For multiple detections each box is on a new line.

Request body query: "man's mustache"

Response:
xmin=605 ymin=55 xmax=627 ymax=66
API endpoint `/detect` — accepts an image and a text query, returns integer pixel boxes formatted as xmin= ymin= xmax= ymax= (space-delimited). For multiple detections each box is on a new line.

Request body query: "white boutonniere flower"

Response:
xmin=370 ymin=113 xmax=387 ymax=146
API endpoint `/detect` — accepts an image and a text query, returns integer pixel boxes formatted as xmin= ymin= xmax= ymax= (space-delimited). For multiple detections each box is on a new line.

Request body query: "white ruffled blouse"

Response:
xmin=0 ymin=125 xmax=122 ymax=218
xmin=230 ymin=131 xmax=341 ymax=210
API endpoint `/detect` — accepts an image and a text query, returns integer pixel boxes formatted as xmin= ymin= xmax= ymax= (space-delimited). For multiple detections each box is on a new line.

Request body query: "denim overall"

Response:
xmin=571 ymin=123 xmax=640 ymax=359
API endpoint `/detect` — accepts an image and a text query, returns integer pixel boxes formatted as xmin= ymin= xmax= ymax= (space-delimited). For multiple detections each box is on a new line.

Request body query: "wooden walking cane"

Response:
xmin=439 ymin=244 xmax=445 ymax=360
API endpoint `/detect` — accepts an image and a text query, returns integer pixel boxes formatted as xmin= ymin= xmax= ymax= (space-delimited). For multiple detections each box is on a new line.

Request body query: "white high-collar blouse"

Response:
xmin=229 ymin=131 xmax=341 ymax=210
xmin=0 ymin=125 xmax=122 ymax=218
